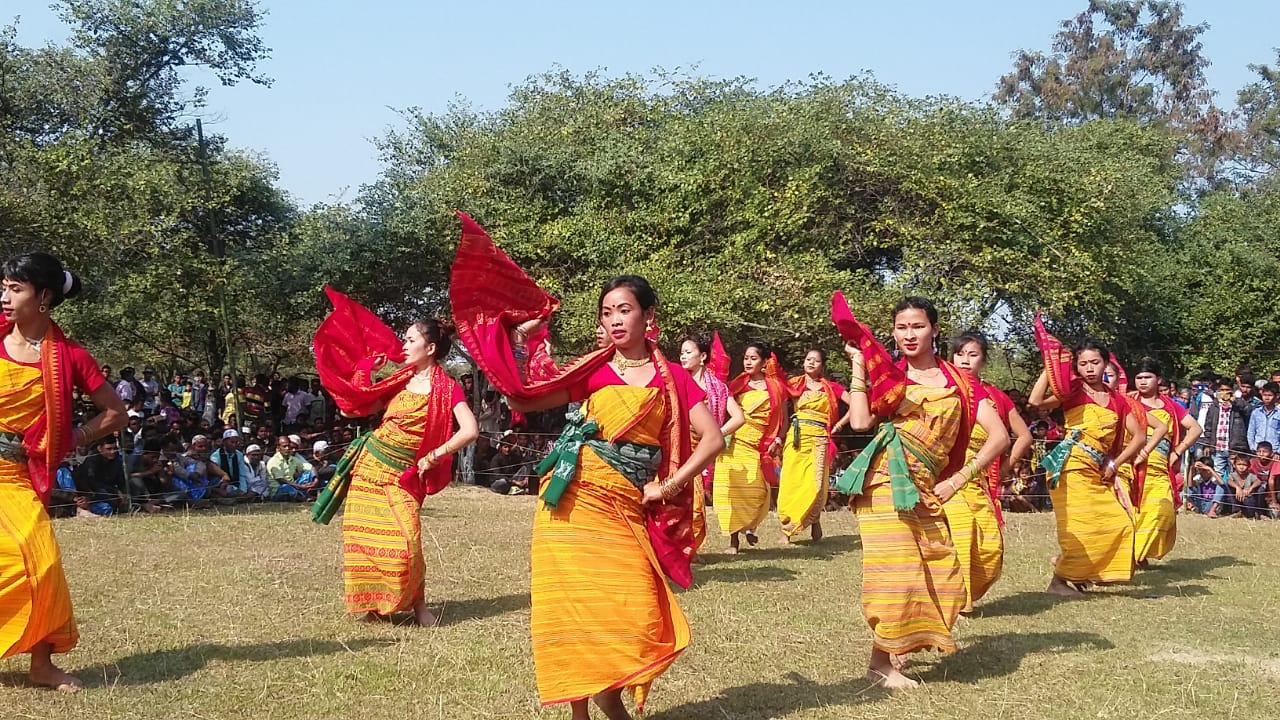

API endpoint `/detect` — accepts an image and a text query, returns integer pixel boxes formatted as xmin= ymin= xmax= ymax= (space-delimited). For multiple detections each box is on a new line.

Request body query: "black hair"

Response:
xmin=804 ymin=347 xmax=828 ymax=365
xmin=1 ymin=252 xmax=82 ymax=308
xmin=598 ymin=274 xmax=658 ymax=312
xmin=891 ymin=296 xmax=938 ymax=326
xmin=1240 ymin=372 xmax=1257 ymax=388
xmin=95 ymin=436 xmax=118 ymax=449
xmin=1264 ymin=382 xmax=1280 ymax=395
xmin=681 ymin=333 xmax=711 ymax=365
xmin=1217 ymin=376 xmax=1235 ymax=389
xmin=410 ymin=318 xmax=455 ymax=361
xmin=951 ymin=330 xmax=989 ymax=359
xmin=1072 ymin=338 xmax=1110 ymax=365
xmin=1134 ymin=357 xmax=1162 ymax=377
xmin=744 ymin=340 xmax=771 ymax=360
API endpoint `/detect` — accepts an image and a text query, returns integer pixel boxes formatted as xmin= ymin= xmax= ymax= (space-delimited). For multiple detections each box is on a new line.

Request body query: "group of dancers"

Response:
xmin=0 ymin=215 xmax=1197 ymax=718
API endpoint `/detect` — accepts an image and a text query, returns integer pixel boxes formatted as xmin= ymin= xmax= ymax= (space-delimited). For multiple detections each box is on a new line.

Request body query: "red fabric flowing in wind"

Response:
xmin=1110 ymin=354 xmax=1149 ymax=503
xmin=312 ymin=287 xmax=456 ymax=501
xmin=449 ymin=211 xmax=697 ymax=589
xmin=981 ymin=382 xmax=1016 ymax=527
xmin=728 ymin=353 xmax=792 ymax=486
xmin=1032 ymin=313 xmax=1129 ymax=458
xmin=709 ymin=331 xmax=730 ymax=383
xmin=829 ymin=291 xmax=979 ymax=482
xmin=0 ymin=319 xmax=75 ymax=503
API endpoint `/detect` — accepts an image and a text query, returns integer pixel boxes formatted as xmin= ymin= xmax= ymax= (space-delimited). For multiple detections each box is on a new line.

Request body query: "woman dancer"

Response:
xmin=714 ymin=341 xmax=786 ymax=553
xmin=0 ymin=252 xmax=126 ymax=691
xmin=312 ymin=289 xmax=478 ymax=627
xmin=947 ymin=331 xmax=1032 ymax=609
xmin=1131 ymin=357 xmax=1200 ymax=566
xmin=679 ymin=333 xmax=744 ymax=555
xmin=777 ymin=348 xmax=848 ymax=542
xmin=1030 ymin=318 xmax=1146 ymax=597
xmin=451 ymin=214 xmax=723 ymax=719
xmin=833 ymin=294 xmax=1009 ymax=689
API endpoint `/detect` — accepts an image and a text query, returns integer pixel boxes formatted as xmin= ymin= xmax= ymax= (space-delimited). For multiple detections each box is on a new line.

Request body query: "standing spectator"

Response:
xmin=265 ymin=435 xmax=315 ymax=501
xmin=167 ymin=372 xmax=184 ymax=406
xmin=477 ymin=389 xmax=504 ymax=438
xmin=1201 ymin=377 xmax=1241 ymax=479
xmin=240 ymin=374 xmax=269 ymax=428
xmin=139 ymin=368 xmax=160 ymax=413
xmin=100 ymin=364 xmax=112 ymax=384
xmin=215 ymin=373 xmax=234 ymax=420
xmin=114 ymin=366 xmax=139 ymax=405
xmin=1248 ymin=382 xmax=1280 ymax=453
xmin=281 ymin=377 xmax=314 ymax=434
xmin=268 ymin=371 xmax=287 ymax=435
xmin=191 ymin=371 xmax=210 ymax=420
xmin=307 ymin=378 xmax=329 ymax=427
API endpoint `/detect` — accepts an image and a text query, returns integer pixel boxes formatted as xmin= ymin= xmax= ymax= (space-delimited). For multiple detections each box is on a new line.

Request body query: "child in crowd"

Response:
xmin=1187 ymin=457 xmax=1226 ymax=517
xmin=1226 ymin=454 xmax=1263 ymax=518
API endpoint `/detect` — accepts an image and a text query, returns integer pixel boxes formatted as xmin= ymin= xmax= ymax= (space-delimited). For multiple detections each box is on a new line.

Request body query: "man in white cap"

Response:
xmin=242 ymin=443 xmax=268 ymax=497
xmin=310 ymin=439 xmax=336 ymax=488
xmin=210 ymin=428 xmax=252 ymax=499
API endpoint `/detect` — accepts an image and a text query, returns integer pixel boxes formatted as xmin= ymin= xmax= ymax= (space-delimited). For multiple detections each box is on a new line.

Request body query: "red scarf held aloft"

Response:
xmin=709 ymin=331 xmax=730 ymax=383
xmin=313 ymin=288 xmax=457 ymax=502
xmin=0 ymin=320 xmax=74 ymax=504
xmin=728 ymin=353 xmax=791 ymax=485
xmin=1033 ymin=313 xmax=1129 ymax=458
xmin=448 ymin=211 xmax=697 ymax=589
xmin=830 ymin=291 xmax=979 ymax=482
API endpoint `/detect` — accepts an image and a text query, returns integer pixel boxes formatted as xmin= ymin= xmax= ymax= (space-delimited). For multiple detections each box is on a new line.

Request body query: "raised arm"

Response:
xmin=843 ymin=343 xmax=873 ymax=432
xmin=1028 ymin=370 xmax=1060 ymax=411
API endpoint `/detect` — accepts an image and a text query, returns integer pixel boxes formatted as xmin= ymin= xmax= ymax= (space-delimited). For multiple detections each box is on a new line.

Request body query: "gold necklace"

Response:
xmin=612 ymin=355 xmax=651 ymax=373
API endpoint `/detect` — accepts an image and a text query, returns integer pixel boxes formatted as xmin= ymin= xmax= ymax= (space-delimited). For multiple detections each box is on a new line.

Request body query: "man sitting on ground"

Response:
xmin=266 ymin=435 xmax=317 ymax=501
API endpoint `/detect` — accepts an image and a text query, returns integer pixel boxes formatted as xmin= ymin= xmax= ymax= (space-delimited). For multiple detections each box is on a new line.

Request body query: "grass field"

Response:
xmin=3 ymin=487 xmax=1278 ymax=719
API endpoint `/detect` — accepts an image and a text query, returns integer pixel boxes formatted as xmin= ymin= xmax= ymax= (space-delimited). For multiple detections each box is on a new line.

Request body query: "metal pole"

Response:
xmin=196 ymin=120 xmax=243 ymax=430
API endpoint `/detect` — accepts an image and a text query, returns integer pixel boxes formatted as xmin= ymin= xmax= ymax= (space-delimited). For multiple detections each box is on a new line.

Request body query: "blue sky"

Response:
xmin=8 ymin=1 xmax=1279 ymax=206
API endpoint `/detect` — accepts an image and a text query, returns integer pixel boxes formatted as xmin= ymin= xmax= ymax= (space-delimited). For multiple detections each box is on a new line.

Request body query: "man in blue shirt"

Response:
xmin=1248 ymin=382 xmax=1280 ymax=453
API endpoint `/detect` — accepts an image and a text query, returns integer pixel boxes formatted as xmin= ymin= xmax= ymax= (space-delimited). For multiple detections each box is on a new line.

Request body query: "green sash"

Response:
xmin=835 ymin=421 xmax=938 ymax=511
xmin=790 ymin=416 xmax=828 ymax=449
xmin=1039 ymin=428 xmax=1107 ymax=489
xmin=310 ymin=431 xmax=415 ymax=525
xmin=537 ymin=409 xmax=663 ymax=507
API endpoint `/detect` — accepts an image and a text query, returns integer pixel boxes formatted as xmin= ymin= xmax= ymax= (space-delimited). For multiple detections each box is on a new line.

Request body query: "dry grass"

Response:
xmin=2 ymin=488 xmax=1277 ymax=719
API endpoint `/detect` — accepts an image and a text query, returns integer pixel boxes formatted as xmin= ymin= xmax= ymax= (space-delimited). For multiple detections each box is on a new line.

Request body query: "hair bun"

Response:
xmin=437 ymin=318 xmax=457 ymax=338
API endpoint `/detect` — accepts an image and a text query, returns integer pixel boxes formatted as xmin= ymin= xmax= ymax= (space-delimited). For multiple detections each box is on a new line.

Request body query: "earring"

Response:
xmin=38 ymin=304 xmax=48 ymax=314
xmin=645 ymin=320 xmax=653 ymax=331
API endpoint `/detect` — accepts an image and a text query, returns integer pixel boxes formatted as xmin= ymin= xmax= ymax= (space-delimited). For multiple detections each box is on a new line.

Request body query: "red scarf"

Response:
xmin=313 ymin=288 xmax=458 ymax=503
xmin=981 ymin=380 xmax=1015 ymax=527
xmin=314 ymin=286 xmax=415 ymax=416
xmin=449 ymin=212 xmax=697 ymax=589
xmin=1033 ymin=314 xmax=1129 ymax=458
xmin=0 ymin=320 xmax=75 ymax=504
xmin=709 ymin=331 xmax=730 ymax=383
xmin=728 ymin=353 xmax=790 ymax=485
xmin=830 ymin=292 xmax=978 ymax=482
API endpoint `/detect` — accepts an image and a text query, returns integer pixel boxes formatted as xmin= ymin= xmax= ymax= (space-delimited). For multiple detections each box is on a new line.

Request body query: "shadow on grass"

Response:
xmin=68 ymin=638 xmax=389 ymax=687
xmin=690 ymin=564 xmax=798 ymax=586
xmin=703 ymin=533 xmax=861 ymax=565
xmin=1132 ymin=555 xmax=1251 ymax=587
xmin=646 ymin=671 xmax=887 ymax=719
xmin=917 ymin=631 xmax=1115 ymax=683
xmin=436 ymin=592 xmax=529 ymax=625
xmin=972 ymin=590 xmax=1080 ymax=618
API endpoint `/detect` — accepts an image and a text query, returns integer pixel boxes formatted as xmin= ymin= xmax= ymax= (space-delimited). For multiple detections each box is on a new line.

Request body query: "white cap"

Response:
xmin=245 ymin=444 xmax=262 ymax=454
xmin=288 ymin=434 xmax=302 ymax=447
xmin=313 ymin=440 xmax=330 ymax=453
xmin=222 ymin=428 xmax=240 ymax=439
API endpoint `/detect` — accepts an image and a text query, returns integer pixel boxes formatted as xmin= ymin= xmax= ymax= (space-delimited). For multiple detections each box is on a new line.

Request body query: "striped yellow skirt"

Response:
xmin=341 ymin=440 xmax=424 ymax=614
xmin=777 ymin=425 xmax=827 ymax=538
xmin=711 ymin=434 xmax=769 ymax=535
xmin=0 ymin=466 xmax=77 ymax=658
xmin=941 ymin=480 xmax=1003 ymax=610
xmin=531 ymin=450 xmax=689 ymax=710
xmin=1051 ymin=466 xmax=1135 ymax=584
xmin=1134 ymin=470 xmax=1176 ymax=563
xmin=852 ymin=476 xmax=965 ymax=655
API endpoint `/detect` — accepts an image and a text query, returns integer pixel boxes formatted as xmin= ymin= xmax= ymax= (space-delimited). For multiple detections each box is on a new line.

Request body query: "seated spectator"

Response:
xmin=129 ymin=438 xmax=175 ymax=508
xmin=74 ymin=437 xmax=150 ymax=515
xmin=1225 ymin=454 xmax=1263 ymax=518
xmin=309 ymin=440 xmax=336 ymax=488
xmin=50 ymin=458 xmax=97 ymax=520
xmin=266 ymin=436 xmax=316 ymax=501
xmin=1249 ymin=441 xmax=1278 ymax=518
xmin=253 ymin=423 xmax=275 ymax=456
xmin=170 ymin=434 xmax=231 ymax=507
xmin=211 ymin=428 xmax=252 ymax=498
xmin=481 ymin=432 xmax=535 ymax=494
xmin=1004 ymin=460 xmax=1044 ymax=513
xmin=1186 ymin=457 xmax=1227 ymax=517
xmin=242 ymin=443 xmax=269 ymax=497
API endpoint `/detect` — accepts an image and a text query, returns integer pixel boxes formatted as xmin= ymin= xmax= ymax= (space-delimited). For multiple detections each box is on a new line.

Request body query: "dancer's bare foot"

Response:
xmin=866 ymin=667 xmax=918 ymax=690
xmin=29 ymin=648 xmax=81 ymax=693
xmin=1046 ymin=575 xmax=1086 ymax=598
xmin=413 ymin=601 xmax=439 ymax=627
xmin=889 ymin=653 xmax=908 ymax=671
xmin=811 ymin=522 xmax=823 ymax=542
xmin=744 ymin=530 xmax=759 ymax=546
xmin=727 ymin=532 xmax=740 ymax=555
xmin=358 ymin=611 xmax=385 ymax=623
